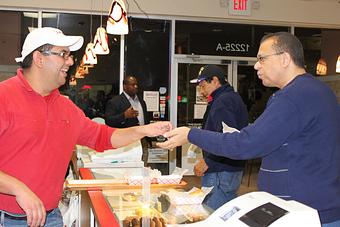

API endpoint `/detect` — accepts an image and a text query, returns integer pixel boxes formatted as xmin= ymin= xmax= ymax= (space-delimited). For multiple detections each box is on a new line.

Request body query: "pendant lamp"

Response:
xmin=75 ymin=66 xmax=87 ymax=79
xmin=316 ymin=58 xmax=327 ymax=76
xmin=93 ymin=27 xmax=110 ymax=54
xmin=69 ymin=76 xmax=77 ymax=86
xmin=107 ymin=0 xmax=128 ymax=35
xmin=82 ymin=43 xmax=97 ymax=65
xmin=336 ymin=55 xmax=340 ymax=73
xmin=75 ymin=70 xmax=85 ymax=79
xmin=94 ymin=0 xmax=110 ymax=54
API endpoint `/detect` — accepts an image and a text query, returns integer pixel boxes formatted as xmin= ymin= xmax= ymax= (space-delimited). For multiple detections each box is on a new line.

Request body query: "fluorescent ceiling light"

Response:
xmin=23 ymin=12 xmax=57 ymax=19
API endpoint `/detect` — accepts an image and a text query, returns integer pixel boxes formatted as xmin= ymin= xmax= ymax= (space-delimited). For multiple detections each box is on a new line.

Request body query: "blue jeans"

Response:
xmin=202 ymin=170 xmax=243 ymax=210
xmin=0 ymin=208 xmax=63 ymax=227
xmin=322 ymin=219 xmax=340 ymax=227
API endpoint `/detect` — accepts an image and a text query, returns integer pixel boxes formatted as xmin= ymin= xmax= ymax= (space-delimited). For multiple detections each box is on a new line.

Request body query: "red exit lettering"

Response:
xmin=233 ymin=0 xmax=248 ymax=11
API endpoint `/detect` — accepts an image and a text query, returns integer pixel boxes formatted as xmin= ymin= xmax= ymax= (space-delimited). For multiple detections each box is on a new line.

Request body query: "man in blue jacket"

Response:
xmin=190 ymin=65 xmax=248 ymax=210
xmin=158 ymin=32 xmax=340 ymax=226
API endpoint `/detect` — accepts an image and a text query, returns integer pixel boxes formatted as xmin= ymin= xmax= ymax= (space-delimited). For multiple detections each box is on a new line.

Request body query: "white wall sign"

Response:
xmin=147 ymin=148 xmax=168 ymax=163
xmin=194 ymin=104 xmax=207 ymax=119
xmin=143 ymin=91 xmax=159 ymax=112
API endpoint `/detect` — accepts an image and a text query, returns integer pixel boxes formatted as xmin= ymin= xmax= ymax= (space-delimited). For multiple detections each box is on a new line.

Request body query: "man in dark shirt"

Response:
xmin=105 ymin=75 xmax=150 ymax=163
xmin=190 ymin=65 xmax=248 ymax=210
xmin=105 ymin=76 xmax=149 ymax=128
xmin=158 ymin=32 xmax=340 ymax=226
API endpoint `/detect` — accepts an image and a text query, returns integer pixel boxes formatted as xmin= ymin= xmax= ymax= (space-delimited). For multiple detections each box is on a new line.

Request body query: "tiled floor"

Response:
xmin=182 ymin=159 xmax=261 ymax=196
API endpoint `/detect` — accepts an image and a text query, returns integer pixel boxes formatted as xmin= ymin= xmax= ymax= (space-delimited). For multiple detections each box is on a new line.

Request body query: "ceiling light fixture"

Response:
xmin=94 ymin=0 xmax=110 ymax=54
xmin=107 ymin=0 xmax=129 ymax=35
xmin=82 ymin=43 xmax=98 ymax=65
xmin=316 ymin=58 xmax=327 ymax=76
xmin=82 ymin=0 xmax=98 ymax=65
xmin=336 ymin=55 xmax=340 ymax=73
xmin=93 ymin=27 xmax=110 ymax=54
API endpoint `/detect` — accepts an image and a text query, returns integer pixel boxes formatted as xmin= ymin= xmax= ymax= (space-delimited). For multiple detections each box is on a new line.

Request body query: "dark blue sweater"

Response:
xmin=202 ymin=84 xmax=248 ymax=172
xmin=188 ymin=73 xmax=340 ymax=223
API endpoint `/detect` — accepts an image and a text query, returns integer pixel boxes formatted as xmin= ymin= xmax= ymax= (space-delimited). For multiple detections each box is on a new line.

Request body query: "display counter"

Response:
xmin=72 ymin=167 xmax=321 ymax=227
xmin=77 ymin=168 xmax=212 ymax=227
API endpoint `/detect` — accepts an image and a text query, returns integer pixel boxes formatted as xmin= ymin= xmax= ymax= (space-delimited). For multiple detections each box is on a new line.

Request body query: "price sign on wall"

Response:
xmin=228 ymin=0 xmax=252 ymax=16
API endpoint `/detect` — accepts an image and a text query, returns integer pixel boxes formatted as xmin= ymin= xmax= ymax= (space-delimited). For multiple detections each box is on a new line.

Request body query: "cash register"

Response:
xmin=169 ymin=191 xmax=321 ymax=227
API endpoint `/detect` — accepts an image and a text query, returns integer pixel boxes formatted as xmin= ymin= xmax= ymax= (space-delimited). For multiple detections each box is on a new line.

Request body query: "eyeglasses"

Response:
xmin=257 ymin=51 xmax=284 ymax=63
xmin=39 ymin=50 xmax=73 ymax=60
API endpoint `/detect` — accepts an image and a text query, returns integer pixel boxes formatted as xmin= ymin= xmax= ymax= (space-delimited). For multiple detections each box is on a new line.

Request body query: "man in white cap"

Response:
xmin=0 ymin=27 xmax=171 ymax=227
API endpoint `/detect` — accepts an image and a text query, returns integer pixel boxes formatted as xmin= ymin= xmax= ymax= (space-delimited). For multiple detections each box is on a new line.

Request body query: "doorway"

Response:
xmin=169 ymin=55 xmax=258 ymax=174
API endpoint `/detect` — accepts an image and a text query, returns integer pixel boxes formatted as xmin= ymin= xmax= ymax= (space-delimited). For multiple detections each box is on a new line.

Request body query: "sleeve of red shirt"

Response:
xmin=93 ymin=124 xmax=116 ymax=152
xmin=75 ymin=108 xmax=116 ymax=152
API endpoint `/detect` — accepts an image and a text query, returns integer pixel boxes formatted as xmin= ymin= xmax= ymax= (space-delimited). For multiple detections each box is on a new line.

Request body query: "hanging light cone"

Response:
xmin=75 ymin=69 xmax=85 ymax=79
xmin=75 ymin=65 xmax=88 ymax=78
xmin=336 ymin=55 xmax=340 ymax=73
xmin=80 ymin=60 xmax=94 ymax=68
xmin=69 ymin=76 xmax=77 ymax=86
xmin=93 ymin=27 xmax=110 ymax=55
xmin=316 ymin=58 xmax=327 ymax=76
xmin=107 ymin=0 xmax=128 ymax=35
xmin=80 ymin=65 xmax=89 ymax=75
xmin=82 ymin=43 xmax=98 ymax=65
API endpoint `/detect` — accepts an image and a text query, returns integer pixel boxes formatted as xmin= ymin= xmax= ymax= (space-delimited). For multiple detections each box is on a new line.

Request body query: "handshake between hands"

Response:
xmin=145 ymin=121 xmax=191 ymax=150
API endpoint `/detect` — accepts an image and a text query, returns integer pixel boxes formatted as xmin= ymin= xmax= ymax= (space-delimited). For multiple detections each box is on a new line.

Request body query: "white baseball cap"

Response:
xmin=15 ymin=27 xmax=84 ymax=63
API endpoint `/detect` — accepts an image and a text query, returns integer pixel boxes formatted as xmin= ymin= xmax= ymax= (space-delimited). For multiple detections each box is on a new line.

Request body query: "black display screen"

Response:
xmin=239 ymin=202 xmax=288 ymax=227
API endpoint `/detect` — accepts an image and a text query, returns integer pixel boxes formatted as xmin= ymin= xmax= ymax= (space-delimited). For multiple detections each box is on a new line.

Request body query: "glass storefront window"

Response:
xmin=125 ymin=17 xmax=171 ymax=121
xmin=175 ymin=21 xmax=289 ymax=123
xmin=295 ymin=28 xmax=321 ymax=76
xmin=0 ymin=10 xmax=37 ymax=81
xmin=295 ymin=27 xmax=340 ymax=76
xmin=175 ymin=20 xmax=289 ymax=57
xmin=42 ymin=12 xmax=121 ymax=118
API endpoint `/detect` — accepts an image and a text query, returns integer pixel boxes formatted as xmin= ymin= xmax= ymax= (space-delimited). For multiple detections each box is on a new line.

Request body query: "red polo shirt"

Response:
xmin=0 ymin=69 xmax=115 ymax=213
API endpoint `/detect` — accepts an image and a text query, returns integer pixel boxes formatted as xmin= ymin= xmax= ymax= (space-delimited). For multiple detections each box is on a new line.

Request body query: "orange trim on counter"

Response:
xmin=79 ymin=168 xmax=94 ymax=180
xmin=88 ymin=190 xmax=120 ymax=227
xmin=79 ymin=168 xmax=120 ymax=226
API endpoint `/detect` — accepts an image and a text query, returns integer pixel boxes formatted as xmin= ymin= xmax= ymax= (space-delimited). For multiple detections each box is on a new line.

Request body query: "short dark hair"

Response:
xmin=20 ymin=44 xmax=54 ymax=69
xmin=205 ymin=75 xmax=227 ymax=85
xmin=260 ymin=32 xmax=305 ymax=69
xmin=123 ymin=75 xmax=137 ymax=85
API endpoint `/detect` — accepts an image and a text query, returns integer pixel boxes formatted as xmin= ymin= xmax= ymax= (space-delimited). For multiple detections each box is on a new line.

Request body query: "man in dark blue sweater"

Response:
xmin=158 ymin=32 xmax=340 ymax=226
xmin=190 ymin=65 xmax=248 ymax=210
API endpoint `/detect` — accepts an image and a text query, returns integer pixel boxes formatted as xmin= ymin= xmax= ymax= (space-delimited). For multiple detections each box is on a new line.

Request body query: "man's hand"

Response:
xmin=142 ymin=121 xmax=172 ymax=137
xmin=194 ymin=159 xmax=208 ymax=176
xmin=0 ymin=171 xmax=46 ymax=227
xmin=156 ymin=127 xmax=190 ymax=149
xmin=124 ymin=107 xmax=139 ymax=119
xmin=15 ymin=185 xmax=46 ymax=227
xmin=110 ymin=121 xmax=172 ymax=148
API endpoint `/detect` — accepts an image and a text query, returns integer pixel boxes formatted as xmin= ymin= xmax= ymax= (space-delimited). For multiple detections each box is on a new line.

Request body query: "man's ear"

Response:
xmin=211 ymin=76 xmax=218 ymax=82
xmin=32 ymin=51 xmax=43 ymax=68
xmin=282 ymin=52 xmax=291 ymax=68
xmin=212 ymin=76 xmax=221 ymax=85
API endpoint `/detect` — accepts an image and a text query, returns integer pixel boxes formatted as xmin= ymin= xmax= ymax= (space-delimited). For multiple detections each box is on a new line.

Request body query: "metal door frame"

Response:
xmin=168 ymin=54 xmax=256 ymax=172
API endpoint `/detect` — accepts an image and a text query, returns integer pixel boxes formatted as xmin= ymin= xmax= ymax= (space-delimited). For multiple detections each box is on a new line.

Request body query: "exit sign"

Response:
xmin=228 ymin=0 xmax=252 ymax=16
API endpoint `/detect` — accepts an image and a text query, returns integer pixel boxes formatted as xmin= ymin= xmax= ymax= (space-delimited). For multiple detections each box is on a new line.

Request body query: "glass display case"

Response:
xmin=77 ymin=168 xmax=213 ymax=227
